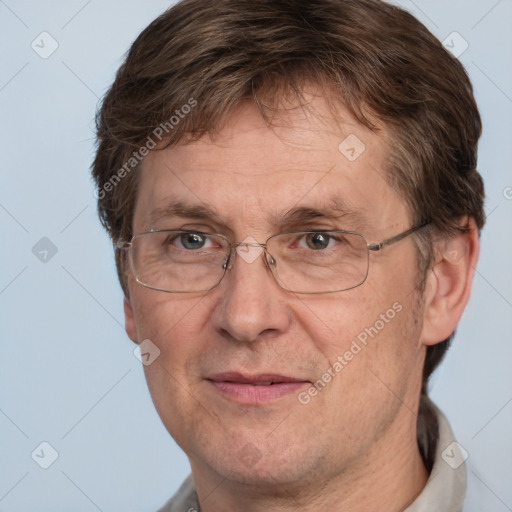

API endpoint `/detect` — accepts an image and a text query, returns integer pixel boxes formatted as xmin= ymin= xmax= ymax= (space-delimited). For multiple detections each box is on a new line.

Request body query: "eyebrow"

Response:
xmin=276 ymin=197 xmax=366 ymax=231
xmin=148 ymin=200 xmax=225 ymax=227
xmin=147 ymin=197 xmax=366 ymax=232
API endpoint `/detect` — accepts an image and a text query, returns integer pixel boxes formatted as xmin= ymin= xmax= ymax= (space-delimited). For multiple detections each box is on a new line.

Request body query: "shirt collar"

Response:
xmin=404 ymin=404 xmax=466 ymax=512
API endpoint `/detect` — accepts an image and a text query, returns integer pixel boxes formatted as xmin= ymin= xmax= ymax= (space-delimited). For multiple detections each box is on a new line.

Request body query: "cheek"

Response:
xmin=302 ymin=282 xmax=424 ymax=401
xmin=132 ymin=292 xmax=213 ymax=441
xmin=131 ymin=289 xmax=210 ymax=391
xmin=131 ymin=285 xmax=206 ymax=339
xmin=296 ymin=287 xmax=404 ymax=357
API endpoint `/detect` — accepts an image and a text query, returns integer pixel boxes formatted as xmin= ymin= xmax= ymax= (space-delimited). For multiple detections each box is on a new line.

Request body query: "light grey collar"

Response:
xmin=404 ymin=406 xmax=466 ymax=512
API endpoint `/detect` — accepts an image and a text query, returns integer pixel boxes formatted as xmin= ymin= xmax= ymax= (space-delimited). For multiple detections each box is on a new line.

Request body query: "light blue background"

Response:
xmin=1 ymin=0 xmax=511 ymax=510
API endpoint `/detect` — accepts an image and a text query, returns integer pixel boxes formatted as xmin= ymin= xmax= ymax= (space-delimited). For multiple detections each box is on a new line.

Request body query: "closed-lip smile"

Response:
xmin=206 ymin=372 xmax=310 ymax=404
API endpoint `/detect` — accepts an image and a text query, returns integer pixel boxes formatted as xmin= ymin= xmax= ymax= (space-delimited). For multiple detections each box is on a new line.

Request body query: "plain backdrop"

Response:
xmin=1 ymin=0 xmax=511 ymax=510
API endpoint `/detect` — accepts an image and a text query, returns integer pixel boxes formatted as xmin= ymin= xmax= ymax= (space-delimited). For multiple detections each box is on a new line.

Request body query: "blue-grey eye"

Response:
xmin=304 ymin=233 xmax=332 ymax=250
xmin=179 ymin=233 xmax=207 ymax=250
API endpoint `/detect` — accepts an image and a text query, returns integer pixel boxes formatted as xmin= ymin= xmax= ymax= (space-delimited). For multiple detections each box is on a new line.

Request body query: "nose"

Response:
xmin=210 ymin=242 xmax=292 ymax=344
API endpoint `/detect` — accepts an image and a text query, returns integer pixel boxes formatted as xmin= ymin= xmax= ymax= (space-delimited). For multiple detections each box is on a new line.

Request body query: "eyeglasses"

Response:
xmin=116 ymin=221 xmax=429 ymax=294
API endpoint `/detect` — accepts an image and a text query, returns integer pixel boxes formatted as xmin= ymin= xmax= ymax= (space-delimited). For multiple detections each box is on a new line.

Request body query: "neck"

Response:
xmin=191 ymin=409 xmax=429 ymax=512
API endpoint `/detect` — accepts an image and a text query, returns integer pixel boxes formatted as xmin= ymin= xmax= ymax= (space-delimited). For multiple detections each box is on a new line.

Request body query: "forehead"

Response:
xmin=134 ymin=94 xmax=409 ymax=235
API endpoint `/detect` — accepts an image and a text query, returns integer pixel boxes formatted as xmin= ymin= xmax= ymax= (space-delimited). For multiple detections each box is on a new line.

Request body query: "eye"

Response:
xmin=170 ymin=232 xmax=213 ymax=250
xmin=299 ymin=232 xmax=336 ymax=250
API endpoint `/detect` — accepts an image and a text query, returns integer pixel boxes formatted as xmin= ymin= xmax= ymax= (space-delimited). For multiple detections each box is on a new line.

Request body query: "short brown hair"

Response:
xmin=92 ymin=0 xmax=485 ymax=467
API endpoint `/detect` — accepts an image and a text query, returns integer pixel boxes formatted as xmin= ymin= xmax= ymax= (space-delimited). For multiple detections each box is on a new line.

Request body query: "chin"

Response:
xmin=190 ymin=430 xmax=329 ymax=490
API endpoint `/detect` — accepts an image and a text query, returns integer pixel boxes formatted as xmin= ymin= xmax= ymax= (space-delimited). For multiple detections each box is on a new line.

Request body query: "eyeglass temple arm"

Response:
xmin=367 ymin=221 xmax=430 ymax=252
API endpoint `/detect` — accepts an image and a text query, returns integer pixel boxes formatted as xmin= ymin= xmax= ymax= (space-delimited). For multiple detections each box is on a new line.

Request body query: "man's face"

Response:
xmin=125 ymin=93 xmax=428 ymax=487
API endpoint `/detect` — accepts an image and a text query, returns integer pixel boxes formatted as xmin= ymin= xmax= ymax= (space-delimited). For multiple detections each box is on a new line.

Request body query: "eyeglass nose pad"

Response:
xmin=266 ymin=252 xmax=277 ymax=267
xmin=222 ymin=246 xmax=236 ymax=271
xmin=222 ymin=256 xmax=231 ymax=270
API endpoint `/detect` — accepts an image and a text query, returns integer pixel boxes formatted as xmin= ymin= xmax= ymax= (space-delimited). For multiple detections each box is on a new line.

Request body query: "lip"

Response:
xmin=207 ymin=372 xmax=309 ymax=404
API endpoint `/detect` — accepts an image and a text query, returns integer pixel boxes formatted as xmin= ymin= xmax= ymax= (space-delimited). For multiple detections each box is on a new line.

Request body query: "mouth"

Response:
xmin=206 ymin=372 xmax=310 ymax=404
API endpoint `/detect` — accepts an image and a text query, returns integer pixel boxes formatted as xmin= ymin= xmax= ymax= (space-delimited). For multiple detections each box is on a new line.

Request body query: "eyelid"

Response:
xmin=286 ymin=229 xmax=349 ymax=239
xmin=174 ymin=224 xmax=216 ymax=232
xmin=286 ymin=223 xmax=351 ymax=233
xmin=175 ymin=223 xmax=233 ymax=237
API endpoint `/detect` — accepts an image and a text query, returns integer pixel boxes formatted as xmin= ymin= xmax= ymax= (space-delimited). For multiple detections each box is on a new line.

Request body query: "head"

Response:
xmin=92 ymin=0 xmax=484 ymax=489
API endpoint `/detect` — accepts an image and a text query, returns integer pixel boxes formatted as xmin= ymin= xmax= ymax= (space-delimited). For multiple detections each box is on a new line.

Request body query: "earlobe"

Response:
xmin=421 ymin=219 xmax=480 ymax=347
xmin=124 ymin=295 xmax=139 ymax=343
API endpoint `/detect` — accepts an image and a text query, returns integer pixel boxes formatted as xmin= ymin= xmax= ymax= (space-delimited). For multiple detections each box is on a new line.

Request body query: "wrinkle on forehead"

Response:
xmin=134 ymin=91 xmax=408 ymax=239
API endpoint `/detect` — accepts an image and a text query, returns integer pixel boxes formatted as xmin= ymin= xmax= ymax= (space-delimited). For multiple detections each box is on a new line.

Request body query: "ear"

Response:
xmin=124 ymin=295 xmax=139 ymax=344
xmin=420 ymin=218 xmax=480 ymax=346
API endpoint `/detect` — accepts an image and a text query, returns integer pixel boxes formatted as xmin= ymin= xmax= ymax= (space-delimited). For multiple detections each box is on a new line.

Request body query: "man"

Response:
xmin=92 ymin=0 xmax=485 ymax=510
